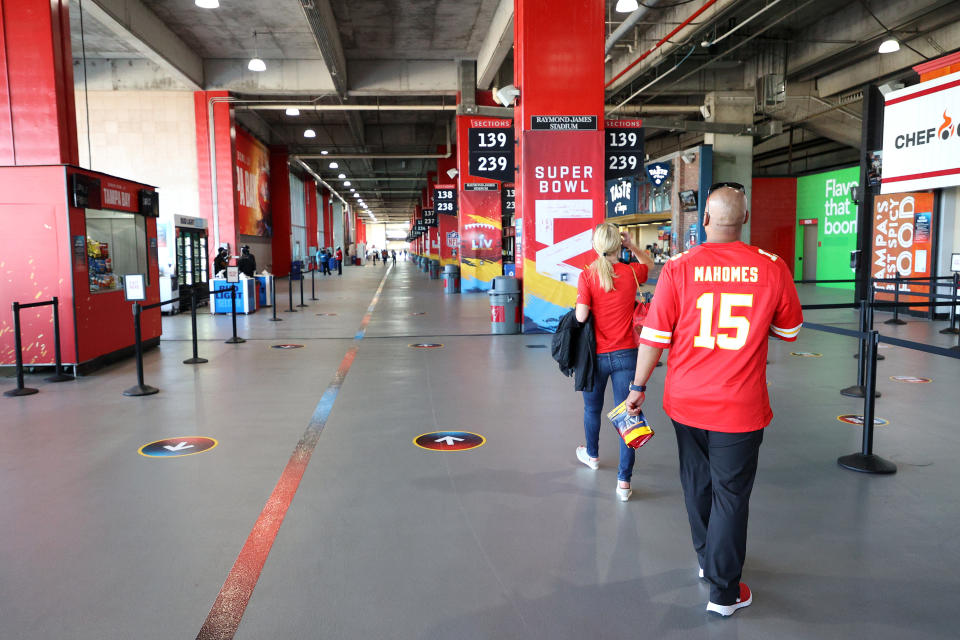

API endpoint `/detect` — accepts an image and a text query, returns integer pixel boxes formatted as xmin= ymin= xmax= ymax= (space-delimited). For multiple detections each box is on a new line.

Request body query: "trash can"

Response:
xmin=442 ymin=264 xmax=460 ymax=294
xmin=291 ymin=260 xmax=303 ymax=281
xmin=429 ymin=259 xmax=440 ymax=280
xmin=421 ymin=256 xmax=430 ymax=273
xmin=488 ymin=276 xmax=521 ymax=334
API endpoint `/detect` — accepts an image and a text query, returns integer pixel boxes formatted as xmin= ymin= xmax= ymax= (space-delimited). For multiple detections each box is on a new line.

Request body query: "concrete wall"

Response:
xmin=75 ymin=90 xmax=200 ymax=277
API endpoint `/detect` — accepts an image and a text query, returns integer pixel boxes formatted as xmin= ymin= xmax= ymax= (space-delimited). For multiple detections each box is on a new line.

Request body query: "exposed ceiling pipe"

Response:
xmin=605 ymin=0 xmax=664 ymax=55
xmin=605 ymin=104 xmax=704 ymax=114
xmin=606 ymin=0 xmax=720 ymax=89
xmin=239 ymin=104 xmax=458 ymax=112
xmin=294 ymin=159 xmax=350 ymax=209
xmin=704 ymin=0 xmax=786 ymax=47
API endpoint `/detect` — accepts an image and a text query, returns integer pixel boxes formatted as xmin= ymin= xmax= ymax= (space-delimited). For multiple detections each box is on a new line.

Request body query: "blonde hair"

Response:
xmin=590 ymin=223 xmax=622 ymax=292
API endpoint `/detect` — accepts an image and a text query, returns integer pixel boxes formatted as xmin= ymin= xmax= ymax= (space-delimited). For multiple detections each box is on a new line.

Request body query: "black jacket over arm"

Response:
xmin=551 ymin=310 xmax=597 ymax=392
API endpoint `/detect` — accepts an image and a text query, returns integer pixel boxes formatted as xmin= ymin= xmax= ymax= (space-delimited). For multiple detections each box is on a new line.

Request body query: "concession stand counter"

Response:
xmin=0 ymin=165 xmax=160 ymax=373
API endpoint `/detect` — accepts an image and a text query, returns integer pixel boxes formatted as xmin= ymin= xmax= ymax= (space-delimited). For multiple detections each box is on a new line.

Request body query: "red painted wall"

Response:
xmin=751 ymin=177 xmax=798 ymax=266
xmin=193 ymin=91 xmax=237 ymax=255
xmin=304 ymin=178 xmax=318 ymax=264
xmin=0 ymin=0 xmax=78 ymax=166
xmin=270 ymin=147 xmax=292 ymax=276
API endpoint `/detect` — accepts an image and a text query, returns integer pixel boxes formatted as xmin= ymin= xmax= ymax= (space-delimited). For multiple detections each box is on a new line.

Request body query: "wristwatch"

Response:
xmin=629 ymin=384 xmax=646 ymax=392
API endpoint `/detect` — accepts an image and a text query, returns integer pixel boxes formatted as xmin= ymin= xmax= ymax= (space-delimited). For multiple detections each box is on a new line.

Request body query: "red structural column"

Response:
xmin=436 ymin=148 xmax=459 ymax=266
xmin=0 ymin=0 xmax=78 ymax=166
xmin=270 ymin=146 xmax=292 ymax=276
xmin=304 ymin=178 xmax=318 ymax=259
xmin=425 ymin=171 xmax=439 ymax=261
xmin=514 ymin=0 xmax=606 ymax=332
xmin=194 ymin=90 xmax=238 ymax=254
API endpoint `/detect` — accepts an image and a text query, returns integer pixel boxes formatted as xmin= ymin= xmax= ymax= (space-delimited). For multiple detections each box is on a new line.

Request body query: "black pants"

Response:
xmin=673 ymin=420 xmax=763 ymax=606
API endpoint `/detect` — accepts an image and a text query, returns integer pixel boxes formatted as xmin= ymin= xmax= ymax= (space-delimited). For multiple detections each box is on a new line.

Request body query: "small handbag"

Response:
xmin=630 ymin=267 xmax=650 ymax=344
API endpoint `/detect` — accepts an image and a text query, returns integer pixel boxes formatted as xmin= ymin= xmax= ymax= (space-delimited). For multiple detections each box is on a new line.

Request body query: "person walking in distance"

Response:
xmin=391 ymin=249 xmax=397 ymax=266
xmin=574 ymin=223 xmax=654 ymax=501
xmin=336 ymin=247 xmax=343 ymax=276
xmin=319 ymin=249 xmax=331 ymax=276
xmin=626 ymin=184 xmax=803 ymax=616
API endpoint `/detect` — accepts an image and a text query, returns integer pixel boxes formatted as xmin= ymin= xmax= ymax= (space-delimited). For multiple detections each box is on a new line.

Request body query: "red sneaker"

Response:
xmin=706 ymin=583 xmax=752 ymax=616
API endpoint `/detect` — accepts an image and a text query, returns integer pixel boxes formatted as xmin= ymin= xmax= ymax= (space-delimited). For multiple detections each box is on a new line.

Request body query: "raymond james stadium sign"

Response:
xmin=531 ymin=115 xmax=598 ymax=131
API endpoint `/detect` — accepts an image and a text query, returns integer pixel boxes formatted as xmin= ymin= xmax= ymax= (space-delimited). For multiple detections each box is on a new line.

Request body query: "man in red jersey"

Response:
xmin=625 ymin=183 xmax=803 ymax=617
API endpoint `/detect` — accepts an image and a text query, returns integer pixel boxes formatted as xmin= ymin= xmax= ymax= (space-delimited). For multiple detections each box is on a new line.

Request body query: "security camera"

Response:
xmin=681 ymin=151 xmax=697 ymax=164
xmin=494 ymin=84 xmax=520 ymax=107
xmin=446 ymin=168 xmax=458 ymax=179
xmin=699 ymin=104 xmax=711 ymax=119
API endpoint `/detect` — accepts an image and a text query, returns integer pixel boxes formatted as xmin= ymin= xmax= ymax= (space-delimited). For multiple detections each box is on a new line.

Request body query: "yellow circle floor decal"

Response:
xmin=138 ymin=437 xmax=218 ymax=458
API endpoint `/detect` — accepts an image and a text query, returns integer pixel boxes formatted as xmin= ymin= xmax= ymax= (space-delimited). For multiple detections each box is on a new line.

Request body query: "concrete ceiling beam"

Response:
xmin=787 ymin=0 xmax=954 ymax=79
xmin=79 ymin=0 xmax=203 ymax=89
xmin=298 ymin=0 xmax=349 ymax=97
xmin=816 ymin=19 xmax=960 ymax=98
xmin=347 ymin=60 xmax=459 ymax=96
xmin=204 ymin=59 xmax=336 ymax=94
xmin=476 ymin=0 xmax=514 ymax=90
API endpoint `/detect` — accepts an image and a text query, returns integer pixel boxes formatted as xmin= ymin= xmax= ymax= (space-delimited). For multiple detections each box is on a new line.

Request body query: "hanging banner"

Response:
xmin=522 ymin=130 xmax=605 ymax=333
xmin=604 ymin=119 xmax=645 ymax=181
xmin=872 ymin=191 xmax=936 ymax=308
xmin=881 ymin=70 xmax=960 ymax=193
xmin=467 ymin=118 xmax=514 ymax=182
xmin=606 ymin=177 xmax=638 ymax=218
xmin=434 ymin=184 xmax=458 ymax=216
xmin=460 ymin=184 xmax=502 ymax=290
xmin=645 ymin=162 xmax=671 ymax=186
xmin=423 ymin=208 xmax=438 ymax=228
xmin=235 ymin=129 xmax=272 ymax=236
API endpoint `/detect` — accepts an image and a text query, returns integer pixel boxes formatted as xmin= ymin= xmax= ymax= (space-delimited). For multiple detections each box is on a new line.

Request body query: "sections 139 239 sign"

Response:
xmin=468 ymin=118 xmax=514 ymax=182
xmin=605 ymin=119 xmax=645 ymax=181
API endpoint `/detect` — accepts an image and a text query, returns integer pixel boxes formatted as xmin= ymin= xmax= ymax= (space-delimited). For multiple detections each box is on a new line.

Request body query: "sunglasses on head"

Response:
xmin=708 ymin=182 xmax=746 ymax=195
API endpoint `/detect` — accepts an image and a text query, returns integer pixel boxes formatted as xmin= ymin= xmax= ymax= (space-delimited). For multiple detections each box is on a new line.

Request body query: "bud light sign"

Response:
xmin=646 ymin=162 xmax=670 ymax=186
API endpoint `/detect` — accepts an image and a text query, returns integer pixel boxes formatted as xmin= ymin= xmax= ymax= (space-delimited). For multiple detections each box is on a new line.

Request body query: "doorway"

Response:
xmin=802 ymin=224 xmax=818 ymax=281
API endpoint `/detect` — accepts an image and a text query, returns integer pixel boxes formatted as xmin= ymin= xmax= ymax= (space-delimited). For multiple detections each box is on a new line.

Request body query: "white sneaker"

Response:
xmin=576 ymin=446 xmax=599 ymax=470
xmin=706 ymin=583 xmax=752 ymax=617
xmin=616 ymin=484 xmax=632 ymax=501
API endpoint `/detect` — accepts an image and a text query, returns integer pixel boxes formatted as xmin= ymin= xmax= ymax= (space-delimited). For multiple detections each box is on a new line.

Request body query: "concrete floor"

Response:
xmin=1 ymin=261 xmax=958 ymax=639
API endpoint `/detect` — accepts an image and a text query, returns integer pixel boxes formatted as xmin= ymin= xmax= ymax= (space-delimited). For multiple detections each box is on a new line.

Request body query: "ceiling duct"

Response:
xmin=298 ymin=0 xmax=348 ymax=97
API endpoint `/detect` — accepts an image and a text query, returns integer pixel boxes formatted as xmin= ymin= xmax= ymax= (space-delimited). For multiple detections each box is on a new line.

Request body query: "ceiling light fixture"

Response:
xmin=285 ymin=108 xmax=300 ymax=116
xmin=320 ymin=150 xmax=329 ymax=155
xmin=195 ymin=0 xmax=219 ymax=8
xmin=338 ymin=173 xmax=346 ymax=179
xmin=248 ymin=31 xmax=266 ymax=72
xmin=329 ymin=161 xmax=338 ymax=169
xmin=615 ymin=0 xmax=639 ymax=13
xmin=343 ymin=181 xmax=351 ymax=186
xmin=878 ymin=39 xmax=900 ymax=54
xmin=303 ymin=129 xmax=316 ymax=138
xmin=350 ymin=188 xmax=356 ymax=192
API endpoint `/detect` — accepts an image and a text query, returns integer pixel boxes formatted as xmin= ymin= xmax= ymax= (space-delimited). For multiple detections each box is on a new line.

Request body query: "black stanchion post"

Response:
xmin=298 ymin=267 xmax=307 ymax=308
xmin=310 ymin=267 xmax=318 ymax=301
xmin=225 ymin=285 xmax=245 ymax=344
xmin=940 ymin=272 xmax=959 ymax=335
xmin=45 ymin=296 xmax=73 ymax=382
xmin=842 ymin=301 xmax=880 ymax=398
xmin=123 ymin=303 xmax=159 ymax=396
xmin=838 ymin=330 xmax=896 ymax=474
xmin=854 ymin=280 xmax=885 ymax=361
xmin=285 ymin=273 xmax=297 ymax=313
xmin=184 ymin=288 xmax=208 ymax=364
xmin=886 ymin=272 xmax=907 ymax=325
xmin=4 ymin=302 xmax=38 ymax=397
xmin=269 ymin=276 xmax=282 ymax=322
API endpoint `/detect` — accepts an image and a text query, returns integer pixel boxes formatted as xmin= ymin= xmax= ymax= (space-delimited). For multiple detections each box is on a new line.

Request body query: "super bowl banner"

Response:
xmin=460 ymin=184 xmax=502 ymax=290
xmin=881 ymin=70 xmax=960 ymax=193
xmin=521 ymin=130 xmax=605 ymax=333
xmin=872 ymin=191 xmax=936 ymax=307
xmin=235 ymin=129 xmax=271 ymax=236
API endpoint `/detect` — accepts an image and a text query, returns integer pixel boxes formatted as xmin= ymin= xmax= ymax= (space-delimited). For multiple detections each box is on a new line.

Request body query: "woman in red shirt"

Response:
xmin=574 ymin=223 xmax=653 ymax=501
